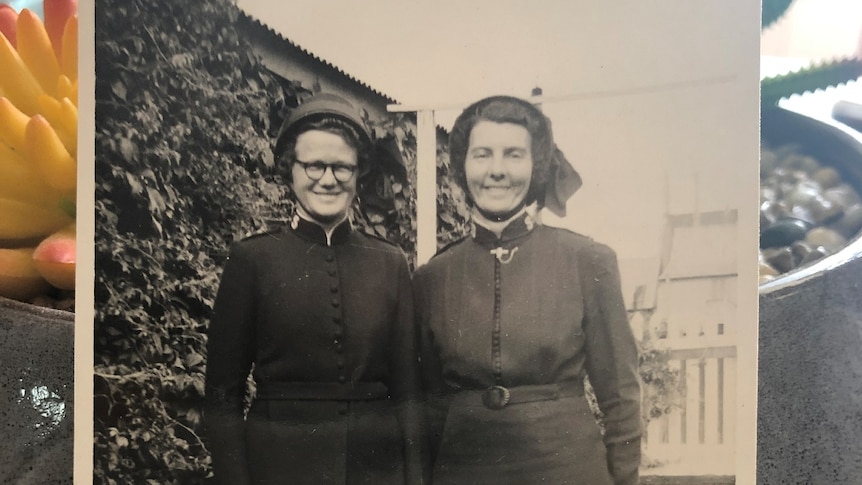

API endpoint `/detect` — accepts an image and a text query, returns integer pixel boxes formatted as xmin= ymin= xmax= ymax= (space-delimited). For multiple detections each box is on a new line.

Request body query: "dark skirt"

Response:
xmin=245 ymin=399 xmax=405 ymax=485
xmin=433 ymin=392 xmax=613 ymax=485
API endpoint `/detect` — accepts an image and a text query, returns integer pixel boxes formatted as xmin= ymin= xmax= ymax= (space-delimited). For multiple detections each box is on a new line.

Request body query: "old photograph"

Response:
xmin=78 ymin=0 xmax=759 ymax=483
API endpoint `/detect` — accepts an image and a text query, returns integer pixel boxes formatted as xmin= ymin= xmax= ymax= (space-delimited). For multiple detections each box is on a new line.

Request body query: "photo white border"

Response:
xmin=73 ymin=1 xmax=761 ymax=483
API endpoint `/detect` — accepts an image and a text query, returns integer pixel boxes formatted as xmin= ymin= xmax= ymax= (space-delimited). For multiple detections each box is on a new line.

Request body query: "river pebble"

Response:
xmin=760 ymin=143 xmax=861 ymax=280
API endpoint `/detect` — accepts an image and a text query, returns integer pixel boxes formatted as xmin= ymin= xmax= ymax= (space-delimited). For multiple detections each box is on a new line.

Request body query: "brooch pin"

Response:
xmin=490 ymin=246 xmax=518 ymax=264
xmin=290 ymin=213 xmax=300 ymax=230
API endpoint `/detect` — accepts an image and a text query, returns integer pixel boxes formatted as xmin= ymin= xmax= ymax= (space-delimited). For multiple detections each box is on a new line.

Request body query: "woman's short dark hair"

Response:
xmin=449 ymin=95 xmax=556 ymax=207
xmin=275 ymin=116 xmax=371 ymax=183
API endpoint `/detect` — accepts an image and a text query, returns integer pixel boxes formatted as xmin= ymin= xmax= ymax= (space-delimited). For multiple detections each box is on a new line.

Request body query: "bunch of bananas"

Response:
xmin=0 ymin=0 xmax=77 ymax=304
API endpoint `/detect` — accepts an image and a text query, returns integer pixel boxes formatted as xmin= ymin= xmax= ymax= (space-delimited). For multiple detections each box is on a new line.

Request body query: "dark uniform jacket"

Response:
xmin=414 ymin=212 xmax=642 ymax=485
xmin=204 ymin=216 xmax=421 ymax=485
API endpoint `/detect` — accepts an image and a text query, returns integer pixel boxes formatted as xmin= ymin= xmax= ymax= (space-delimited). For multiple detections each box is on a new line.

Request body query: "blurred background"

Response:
xmin=761 ymin=0 xmax=862 ymax=119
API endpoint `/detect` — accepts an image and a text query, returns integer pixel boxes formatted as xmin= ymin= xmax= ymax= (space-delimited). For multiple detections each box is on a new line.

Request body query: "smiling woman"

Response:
xmin=290 ymin=130 xmax=359 ymax=226
xmin=464 ymin=121 xmax=534 ymax=218
xmin=204 ymin=93 xmax=423 ymax=485
xmin=415 ymin=95 xmax=641 ymax=485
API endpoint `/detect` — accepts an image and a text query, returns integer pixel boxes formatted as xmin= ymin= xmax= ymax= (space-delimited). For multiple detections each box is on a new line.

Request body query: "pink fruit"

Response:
xmin=0 ymin=247 xmax=50 ymax=301
xmin=0 ymin=4 xmax=17 ymax=48
xmin=33 ymin=224 xmax=75 ymax=290
xmin=44 ymin=0 xmax=77 ymax=58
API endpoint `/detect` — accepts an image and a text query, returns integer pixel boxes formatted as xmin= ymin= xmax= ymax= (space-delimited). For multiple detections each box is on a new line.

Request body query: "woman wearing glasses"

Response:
xmin=205 ymin=93 xmax=421 ymax=485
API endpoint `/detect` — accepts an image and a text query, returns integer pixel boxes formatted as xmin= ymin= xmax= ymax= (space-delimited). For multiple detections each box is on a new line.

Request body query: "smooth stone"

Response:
xmin=805 ymin=195 xmax=844 ymax=225
xmin=759 ymin=273 xmax=777 ymax=284
xmin=796 ymin=155 xmax=822 ymax=174
xmin=824 ymin=183 xmax=862 ymax=209
xmin=813 ymin=167 xmax=841 ymax=189
xmin=784 ymin=180 xmax=822 ymax=206
xmin=761 ymin=200 xmax=790 ymax=224
xmin=765 ymin=247 xmax=795 ymax=273
xmin=829 ymin=204 xmax=862 ymax=240
xmin=761 ymin=209 xmax=773 ymax=228
xmin=800 ymin=245 xmax=830 ymax=265
xmin=789 ymin=205 xmax=816 ymax=225
xmin=784 ymin=153 xmax=820 ymax=173
xmin=804 ymin=227 xmax=848 ymax=253
xmin=759 ymin=259 xmax=780 ymax=278
xmin=789 ymin=241 xmax=814 ymax=266
xmin=761 ymin=218 xmax=811 ymax=249
xmin=772 ymin=167 xmax=798 ymax=185
xmin=761 ymin=151 xmax=778 ymax=178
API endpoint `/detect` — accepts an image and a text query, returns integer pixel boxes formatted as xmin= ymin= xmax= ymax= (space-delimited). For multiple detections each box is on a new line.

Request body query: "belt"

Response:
xmin=455 ymin=381 xmax=584 ymax=410
xmin=256 ymin=381 xmax=390 ymax=401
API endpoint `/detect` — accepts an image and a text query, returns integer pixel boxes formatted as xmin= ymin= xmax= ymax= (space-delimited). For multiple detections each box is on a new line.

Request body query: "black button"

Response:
xmin=336 ymin=344 xmax=344 ymax=353
xmin=325 ymin=254 xmax=334 ymax=263
xmin=337 ymin=360 xmax=345 ymax=369
xmin=333 ymin=316 xmax=341 ymax=325
xmin=334 ymin=329 xmax=343 ymax=339
xmin=331 ymin=299 xmax=340 ymax=308
xmin=330 ymin=286 xmax=338 ymax=294
xmin=338 ymin=375 xmax=347 ymax=383
xmin=328 ymin=269 xmax=337 ymax=277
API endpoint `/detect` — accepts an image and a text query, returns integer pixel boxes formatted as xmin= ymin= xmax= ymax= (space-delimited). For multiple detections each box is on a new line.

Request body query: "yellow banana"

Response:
xmin=0 ymin=96 xmax=29 ymax=153
xmin=16 ymin=9 xmax=62 ymax=97
xmin=35 ymin=94 xmax=76 ymax=155
xmin=59 ymin=96 xmax=77 ymax=155
xmin=59 ymin=97 xmax=77 ymax=156
xmin=59 ymin=97 xmax=77 ymax=135
xmin=61 ymin=14 xmax=77 ymax=83
xmin=0 ymin=247 xmax=51 ymax=302
xmin=0 ymin=31 xmax=44 ymax=116
xmin=25 ymin=114 xmax=77 ymax=192
xmin=0 ymin=198 xmax=73 ymax=240
xmin=56 ymin=74 xmax=76 ymax=106
xmin=0 ymin=140 xmax=71 ymax=207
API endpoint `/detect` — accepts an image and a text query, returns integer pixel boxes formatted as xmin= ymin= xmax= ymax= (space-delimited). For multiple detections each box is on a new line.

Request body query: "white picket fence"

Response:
xmin=642 ymin=345 xmax=737 ymax=475
xmin=622 ymin=208 xmax=740 ymax=476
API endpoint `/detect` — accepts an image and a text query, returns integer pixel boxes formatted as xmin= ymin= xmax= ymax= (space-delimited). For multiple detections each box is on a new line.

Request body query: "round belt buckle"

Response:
xmin=482 ymin=386 xmax=511 ymax=410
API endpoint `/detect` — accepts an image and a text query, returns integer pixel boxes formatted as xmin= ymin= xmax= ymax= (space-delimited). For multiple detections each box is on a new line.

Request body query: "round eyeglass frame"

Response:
xmin=294 ymin=161 xmax=358 ymax=183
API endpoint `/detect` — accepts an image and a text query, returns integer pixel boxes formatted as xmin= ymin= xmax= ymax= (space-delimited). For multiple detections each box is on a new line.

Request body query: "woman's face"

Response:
xmin=290 ymin=129 xmax=358 ymax=224
xmin=464 ymin=121 xmax=533 ymax=215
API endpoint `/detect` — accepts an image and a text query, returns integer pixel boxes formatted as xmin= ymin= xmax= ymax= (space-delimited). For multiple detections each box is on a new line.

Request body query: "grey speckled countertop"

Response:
xmin=0 ymin=297 xmax=73 ymax=485
xmin=758 ymin=253 xmax=862 ymax=483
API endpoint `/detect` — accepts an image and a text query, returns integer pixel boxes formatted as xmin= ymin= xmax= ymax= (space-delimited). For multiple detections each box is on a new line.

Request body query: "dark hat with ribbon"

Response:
xmin=449 ymin=95 xmax=583 ymax=217
xmin=543 ymin=144 xmax=582 ymax=217
xmin=274 ymin=93 xmax=373 ymax=159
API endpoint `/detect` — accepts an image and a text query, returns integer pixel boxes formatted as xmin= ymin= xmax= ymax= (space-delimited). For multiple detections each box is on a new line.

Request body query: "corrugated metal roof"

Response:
xmin=237 ymin=10 xmax=399 ymax=105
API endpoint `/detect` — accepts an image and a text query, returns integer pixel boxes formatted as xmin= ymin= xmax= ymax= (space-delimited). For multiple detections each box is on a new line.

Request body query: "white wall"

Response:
xmin=761 ymin=0 xmax=862 ymax=60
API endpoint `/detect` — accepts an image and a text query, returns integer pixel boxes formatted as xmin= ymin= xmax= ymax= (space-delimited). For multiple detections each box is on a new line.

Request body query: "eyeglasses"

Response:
xmin=294 ymin=161 xmax=358 ymax=183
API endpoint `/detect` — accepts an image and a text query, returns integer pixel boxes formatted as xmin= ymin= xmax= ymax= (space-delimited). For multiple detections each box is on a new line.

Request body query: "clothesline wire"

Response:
xmin=387 ymin=73 xmax=738 ymax=113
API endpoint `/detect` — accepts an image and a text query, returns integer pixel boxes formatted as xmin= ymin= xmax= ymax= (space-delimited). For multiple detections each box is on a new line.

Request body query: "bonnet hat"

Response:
xmin=451 ymin=95 xmax=583 ymax=217
xmin=274 ymin=93 xmax=372 ymax=159
xmin=542 ymin=121 xmax=582 ymax=217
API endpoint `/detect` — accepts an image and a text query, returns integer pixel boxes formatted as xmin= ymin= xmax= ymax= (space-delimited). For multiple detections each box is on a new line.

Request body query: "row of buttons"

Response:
xmin=327 ymin=249 xmax=347 ymax=384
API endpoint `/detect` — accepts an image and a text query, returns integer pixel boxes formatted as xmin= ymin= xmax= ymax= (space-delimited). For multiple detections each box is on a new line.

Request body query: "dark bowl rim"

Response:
xmin=0 ymin=295 xmax=75 ymax=322
xmin=759 ymin=107 xmax=862 ymax=295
